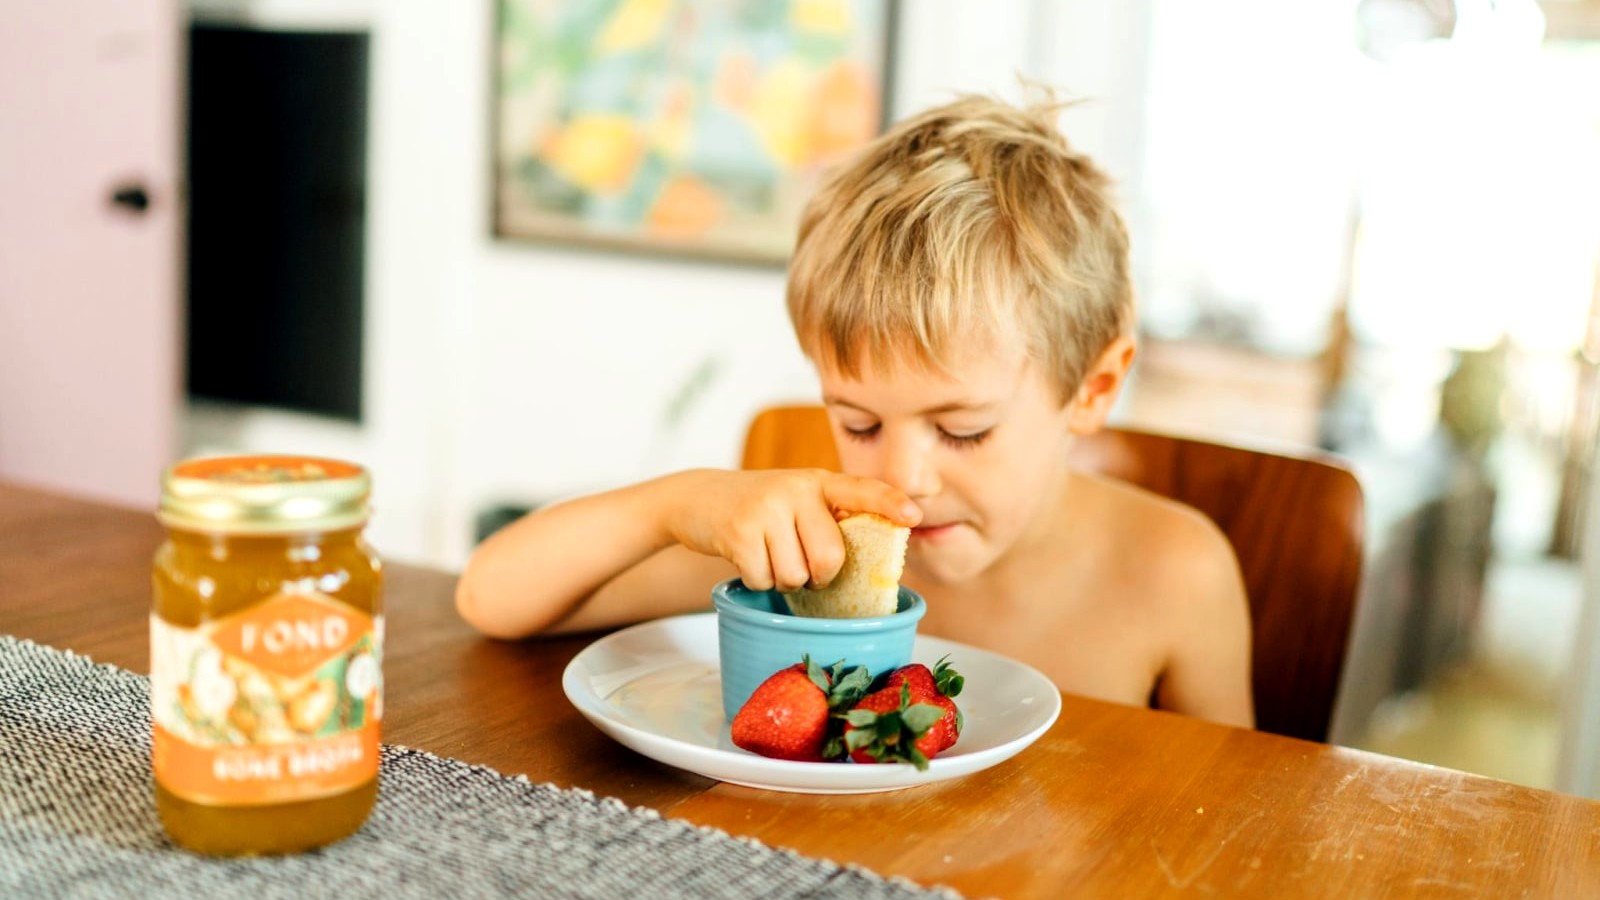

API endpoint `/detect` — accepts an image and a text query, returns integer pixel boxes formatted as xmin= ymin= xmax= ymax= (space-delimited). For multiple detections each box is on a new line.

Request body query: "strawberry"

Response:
xmin=839 ymin=682 xmax=947 ymax=770
xmin=884 ymin=656 xmax=964 ymax=702
xmin=732 ymin=656 xmax=870 ymax=762
xmin=882 ymin=656 xmax=964 ymax=755
xmin=883 ymin=663 xmax=937 ymax=698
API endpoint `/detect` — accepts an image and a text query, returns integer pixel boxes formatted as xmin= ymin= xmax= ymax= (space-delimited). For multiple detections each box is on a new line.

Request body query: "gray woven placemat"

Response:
xmin=0 ymin=635 xmax=962 ymax=899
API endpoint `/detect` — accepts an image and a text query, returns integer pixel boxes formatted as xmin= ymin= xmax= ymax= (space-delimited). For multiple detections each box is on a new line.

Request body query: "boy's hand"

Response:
xmin=663 ymin=469 xmax=921 ymax=593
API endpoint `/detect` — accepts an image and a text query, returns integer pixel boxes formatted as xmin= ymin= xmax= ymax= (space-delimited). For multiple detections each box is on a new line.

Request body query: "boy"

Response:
xmin=457 ymin=94 xmax=1254 ymax=729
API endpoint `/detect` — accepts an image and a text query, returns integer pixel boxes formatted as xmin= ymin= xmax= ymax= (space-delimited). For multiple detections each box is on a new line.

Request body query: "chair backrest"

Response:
xmin=740 ymin=404 xmax=1366 ymax=743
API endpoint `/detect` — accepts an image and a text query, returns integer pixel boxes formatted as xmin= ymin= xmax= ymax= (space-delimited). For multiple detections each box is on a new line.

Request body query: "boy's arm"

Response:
xmin=456 ymin=473 xmax=716 ymax=638
xmin=455 ymin=468 xmax=919 ymax=639
xmin=1154 ymin=519 xmax=1255 ymax=729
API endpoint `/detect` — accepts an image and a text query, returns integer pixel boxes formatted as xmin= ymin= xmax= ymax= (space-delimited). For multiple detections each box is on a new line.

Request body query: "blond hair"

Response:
xmin=787 ymin=93 xmax=1134 ymax=401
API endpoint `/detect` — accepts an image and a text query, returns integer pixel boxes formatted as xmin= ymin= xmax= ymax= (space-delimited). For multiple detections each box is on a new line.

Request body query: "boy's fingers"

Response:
xmin=765 ymin=528 xmax=811 ymax=594
xmin=730 ymin=541 xmax=775 ymax=592
xmin=795 ymin=505 xmax=846 ymax=588
xmin=820 ymin=474 xmax=923 ymax=527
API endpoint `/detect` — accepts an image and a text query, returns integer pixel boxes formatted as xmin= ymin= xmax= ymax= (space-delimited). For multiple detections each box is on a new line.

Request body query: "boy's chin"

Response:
xmin=906 ymin=539 xmax=990 ymax=586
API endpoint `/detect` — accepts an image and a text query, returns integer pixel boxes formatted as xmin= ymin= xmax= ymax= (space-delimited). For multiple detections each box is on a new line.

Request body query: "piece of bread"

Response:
xmin=782 ymin=513 xmax=909 ymax=618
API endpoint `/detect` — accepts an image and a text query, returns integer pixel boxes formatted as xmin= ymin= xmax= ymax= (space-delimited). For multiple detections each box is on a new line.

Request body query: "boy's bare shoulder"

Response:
xmin=1070 ymin=470 xmax=1242 ymax=609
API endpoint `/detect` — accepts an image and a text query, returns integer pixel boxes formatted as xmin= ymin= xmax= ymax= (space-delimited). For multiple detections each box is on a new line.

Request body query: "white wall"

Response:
xmin=187 ymin=0 xmax=1153 ymax=569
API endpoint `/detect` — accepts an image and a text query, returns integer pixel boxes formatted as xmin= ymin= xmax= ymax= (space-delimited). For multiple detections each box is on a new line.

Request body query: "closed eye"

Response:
xmin=839 ymin=422 xmax=992 ymax=447
xmin=939 ymin=427 xmax=992 ymax=449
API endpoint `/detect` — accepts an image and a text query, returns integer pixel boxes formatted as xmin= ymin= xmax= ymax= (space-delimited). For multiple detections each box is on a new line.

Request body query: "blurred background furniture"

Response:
xmin=740 ymin=405 xmax=1366 ymax=742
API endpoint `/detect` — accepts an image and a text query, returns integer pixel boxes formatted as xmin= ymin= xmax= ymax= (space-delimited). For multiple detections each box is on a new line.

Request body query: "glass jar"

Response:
xmin=151 ymin=455 xmax=383 ymax=855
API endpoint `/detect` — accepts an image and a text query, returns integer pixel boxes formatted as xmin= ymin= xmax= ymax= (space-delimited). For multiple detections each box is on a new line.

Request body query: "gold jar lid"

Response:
xmin=158 ymin=454 xmax=372 ymax=534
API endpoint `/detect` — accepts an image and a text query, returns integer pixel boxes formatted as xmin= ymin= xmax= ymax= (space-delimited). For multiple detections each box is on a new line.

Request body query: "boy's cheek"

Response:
xmin=835 ymin=445 xmax=882 ymax=476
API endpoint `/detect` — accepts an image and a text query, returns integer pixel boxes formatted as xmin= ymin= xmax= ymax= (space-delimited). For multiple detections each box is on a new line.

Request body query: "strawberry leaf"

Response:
xmin=827 ymin=666 xmax=872 ymax=710
xmin=844 ymin=727 xmax=877 ymax=751
xmin=813 ymin=663 xmax=876 ymax=760
xmin=873 ymin=714 xmax=900 ymax=741
xmin=803 ymin=655 xmax=831 ymax=693
xmin=843 ymin=708 xmax=879 ymax=728
xmin=901 ymin=703 xmax=944 ymax=734
xmin=933 ymin=655 xmax=964 ymax=698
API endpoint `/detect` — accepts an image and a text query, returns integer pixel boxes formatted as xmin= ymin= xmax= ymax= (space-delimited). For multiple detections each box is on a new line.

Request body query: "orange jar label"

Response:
xmin=150 ymin=592 xmax=382 ymax=807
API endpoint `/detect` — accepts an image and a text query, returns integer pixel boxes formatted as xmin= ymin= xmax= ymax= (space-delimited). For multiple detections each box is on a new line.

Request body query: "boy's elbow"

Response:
xmin=453 ymin=570 xmax=491 ymax=634
xmin=454 ymin=561 xmax=526 ymax=641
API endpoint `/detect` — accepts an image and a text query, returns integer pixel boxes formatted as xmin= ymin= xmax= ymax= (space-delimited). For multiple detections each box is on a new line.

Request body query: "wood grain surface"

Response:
xmin=3 ymin=482 xmax=1596 ymax=898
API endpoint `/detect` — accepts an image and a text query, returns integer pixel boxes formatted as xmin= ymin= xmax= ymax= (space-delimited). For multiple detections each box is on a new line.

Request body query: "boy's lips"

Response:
xmin=911 ymin=522 xmax=959 ymax=539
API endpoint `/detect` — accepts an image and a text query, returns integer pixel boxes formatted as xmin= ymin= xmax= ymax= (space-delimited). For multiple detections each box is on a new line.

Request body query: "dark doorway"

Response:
xmin=186 ymin=25 xmax=369 ymax=421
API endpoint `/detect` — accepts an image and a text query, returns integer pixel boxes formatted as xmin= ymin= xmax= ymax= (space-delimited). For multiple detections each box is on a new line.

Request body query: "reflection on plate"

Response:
xmin=561 ymin=613 xmax=1062 ymax=794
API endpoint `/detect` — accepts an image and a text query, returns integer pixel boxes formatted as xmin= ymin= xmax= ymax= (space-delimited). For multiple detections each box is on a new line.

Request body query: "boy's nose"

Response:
xmin=881 ymin=430 xmax=941 ymax=500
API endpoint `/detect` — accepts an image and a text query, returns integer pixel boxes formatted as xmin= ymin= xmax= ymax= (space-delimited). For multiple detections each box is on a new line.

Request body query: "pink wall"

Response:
xmin=0 ymin=0 xmax=182 ymax=510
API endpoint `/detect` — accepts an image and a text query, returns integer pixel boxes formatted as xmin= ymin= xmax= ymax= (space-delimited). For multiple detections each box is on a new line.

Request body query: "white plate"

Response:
xmin=561 ymin=613 xmax=1062 ymax=794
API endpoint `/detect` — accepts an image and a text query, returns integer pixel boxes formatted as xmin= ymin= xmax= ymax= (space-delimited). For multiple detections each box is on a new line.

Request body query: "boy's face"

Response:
xmin=816 ymin=338 xmax=1080 ymax=586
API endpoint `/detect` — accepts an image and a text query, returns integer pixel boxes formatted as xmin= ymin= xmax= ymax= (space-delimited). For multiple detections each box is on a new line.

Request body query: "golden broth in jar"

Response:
xmin=151 ymin=455 xmax=382 ymax=855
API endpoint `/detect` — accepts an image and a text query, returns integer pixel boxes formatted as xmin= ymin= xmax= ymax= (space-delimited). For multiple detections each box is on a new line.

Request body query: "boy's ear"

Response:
xmin=1067 ymin=335 xmax=1136 ymax=434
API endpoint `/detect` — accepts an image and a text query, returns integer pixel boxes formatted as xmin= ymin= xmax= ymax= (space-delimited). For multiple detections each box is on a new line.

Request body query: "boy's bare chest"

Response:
xmin=914 ymin=571 xmax=1166 ymax=709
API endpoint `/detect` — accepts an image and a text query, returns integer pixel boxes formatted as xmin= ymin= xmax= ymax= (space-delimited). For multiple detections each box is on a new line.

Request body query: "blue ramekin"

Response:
xmin=711 ymin=577 xmax=926 ymax=721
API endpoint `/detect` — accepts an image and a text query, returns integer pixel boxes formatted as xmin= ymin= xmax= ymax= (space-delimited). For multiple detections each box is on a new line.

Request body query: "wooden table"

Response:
xmin=4 ymin=482 xmax=1597 ymax=897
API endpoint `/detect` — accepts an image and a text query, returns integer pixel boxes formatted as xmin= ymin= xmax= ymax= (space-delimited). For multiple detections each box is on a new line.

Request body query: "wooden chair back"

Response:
xmin=740 ymin=404 xmax=1365 ymax=743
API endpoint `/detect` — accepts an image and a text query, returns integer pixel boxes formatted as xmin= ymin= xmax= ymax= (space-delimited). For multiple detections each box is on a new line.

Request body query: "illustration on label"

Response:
xmin=151 ymin=592 xmax=382 ymax=806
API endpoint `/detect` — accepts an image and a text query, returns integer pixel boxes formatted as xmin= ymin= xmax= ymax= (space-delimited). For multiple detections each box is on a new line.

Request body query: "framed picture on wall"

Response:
xmin=492 ymin=0 xmax=897 ymax=265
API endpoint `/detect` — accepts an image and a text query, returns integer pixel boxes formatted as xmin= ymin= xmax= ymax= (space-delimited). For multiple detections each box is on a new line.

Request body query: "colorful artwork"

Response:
xmin=494 ymin=0 xmax=894 ymax=264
